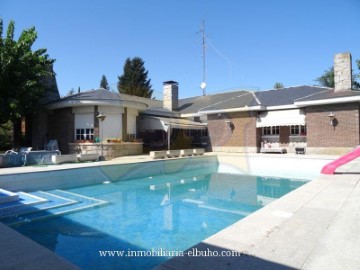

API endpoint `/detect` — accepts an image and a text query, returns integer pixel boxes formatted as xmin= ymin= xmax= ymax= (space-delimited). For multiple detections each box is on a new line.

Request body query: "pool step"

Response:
xmin=0 ymin=190 xmax=108 ymax=226
xmin=0 ymin=192 xmax=48 ymax=217
xmin=0 ymin=189 xmax=19 ymax=205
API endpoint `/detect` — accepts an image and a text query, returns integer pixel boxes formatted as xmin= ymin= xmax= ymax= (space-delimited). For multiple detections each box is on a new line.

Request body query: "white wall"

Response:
xmin=127 ymin=108 xmax=138 ymax=135
xmin=98 ymin=106 xmax=123 ymax=140
xmin=72 ymin=105 xmax=139 ymax=140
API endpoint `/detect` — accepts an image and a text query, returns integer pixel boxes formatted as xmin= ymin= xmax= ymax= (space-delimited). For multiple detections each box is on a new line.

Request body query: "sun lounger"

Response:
xmin=295 ymin=147 xmax=306 ymax=154
xmin=260 ymin=148 xmax=287 ymax=154
xmin=24 ymin=150 xmax=61 ymax=165
xmin=0 ymin=154 xmax=23 ymax=168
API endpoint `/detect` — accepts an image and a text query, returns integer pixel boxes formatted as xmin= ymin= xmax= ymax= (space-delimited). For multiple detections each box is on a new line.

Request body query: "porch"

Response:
xmin=257 ymin=109 xmax=307 ymax=153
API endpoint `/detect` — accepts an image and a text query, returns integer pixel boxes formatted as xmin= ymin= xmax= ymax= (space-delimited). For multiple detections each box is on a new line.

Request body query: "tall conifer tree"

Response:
xmin=117 ymin=57 xmax=153 ymax=98
xmin=100 ymin=75 xmax=109 ymax=90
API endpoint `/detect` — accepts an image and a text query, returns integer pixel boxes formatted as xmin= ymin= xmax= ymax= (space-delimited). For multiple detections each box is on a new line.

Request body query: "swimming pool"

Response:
xmin=6 ymin=158 xmax=309 ymax=270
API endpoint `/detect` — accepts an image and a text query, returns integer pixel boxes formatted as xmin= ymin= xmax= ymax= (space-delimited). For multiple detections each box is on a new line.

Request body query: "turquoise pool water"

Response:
xmin=11 ymin=166 xmax=308 ymax=269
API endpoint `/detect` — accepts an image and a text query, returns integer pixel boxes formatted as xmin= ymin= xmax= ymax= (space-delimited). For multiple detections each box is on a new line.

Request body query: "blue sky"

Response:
xmin=1 ymin=0 xmax=360 ymax=99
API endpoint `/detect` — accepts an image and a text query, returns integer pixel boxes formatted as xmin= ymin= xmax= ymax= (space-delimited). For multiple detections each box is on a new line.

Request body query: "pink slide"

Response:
xmin=321 ymin=147 xmax=360 ymax=174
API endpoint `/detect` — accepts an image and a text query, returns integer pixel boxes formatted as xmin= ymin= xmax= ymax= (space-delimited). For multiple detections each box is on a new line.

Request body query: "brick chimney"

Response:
xmin=163 ymin=81 xmax=178 ymax=111
xmin=334 ymin=52 xmax=352 ymax=92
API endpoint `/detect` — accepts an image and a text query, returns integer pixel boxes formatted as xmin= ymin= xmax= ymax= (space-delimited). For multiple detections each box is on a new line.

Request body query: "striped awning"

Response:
xmin=256 ymin=109 xmax=306 ymax=127
xmin=139 ymin=116 xmax=207 ymax=132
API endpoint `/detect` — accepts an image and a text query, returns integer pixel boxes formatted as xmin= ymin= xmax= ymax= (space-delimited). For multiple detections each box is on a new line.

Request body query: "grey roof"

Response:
xmin=178 ymin=86 xmax=331 ymax=113
xmin=294 ymin=88 xmax=360 ymax=102
xmin=142 ymin=107 xmax=180 ymax=118
xmin=51 ymin=85 xmax=360 ymax=115
xmin=197 ymin=92 xmax=259 ymax=112
xmin=56 ymin=88 xmax=163 ymax=108
xmin=176 ymin=90 xmax=250 ymax=114
xmin=253 ymin=86 xmax=331 ymax=107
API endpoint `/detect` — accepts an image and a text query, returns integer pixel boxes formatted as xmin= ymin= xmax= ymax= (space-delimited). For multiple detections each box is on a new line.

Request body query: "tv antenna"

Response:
xmin=198 ymin=20 xmax=207 ymax=96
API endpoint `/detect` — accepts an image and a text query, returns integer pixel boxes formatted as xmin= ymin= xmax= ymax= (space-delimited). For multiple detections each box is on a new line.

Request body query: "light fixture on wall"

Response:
xmin=96 ymin=113 xmax=107 ymax=160
xmin=327 ymin=112 xmax=336 ymax=126
xmin=226 ymin=120 xmax=235 ymax=131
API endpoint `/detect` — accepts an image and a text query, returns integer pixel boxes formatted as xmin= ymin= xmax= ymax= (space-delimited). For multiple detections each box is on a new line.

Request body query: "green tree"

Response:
xmin=0 ymin=19 xmax=55 ymax=143
xmin=315 ymin=67 xmax=334 ymax=88
xmin=117 ymin=57 xmax=153 ymax=98
xmin=100 ymin=74 xmax=110 ymax=90
xmin=356 ymin=60 xmax=360 ymax=88
xmin=273 ymin=82 xmax=284 ymax=89
xmin=0 ymin=121 xmax=12 ymax=150
xmin=315 ymin=64 xmax=360 ymax=89
xmin=67 ymin=88 xmax=75 ymax=96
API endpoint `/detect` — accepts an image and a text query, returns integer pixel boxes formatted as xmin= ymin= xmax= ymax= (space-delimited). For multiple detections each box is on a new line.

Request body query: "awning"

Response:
xmin=139 ymin=116 xmax=207 ymax=132
xmin=256 ymin=109 xmax=306 ymax=128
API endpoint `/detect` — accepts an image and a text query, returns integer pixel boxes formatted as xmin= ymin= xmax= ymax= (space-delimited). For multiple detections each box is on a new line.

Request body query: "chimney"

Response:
xmin=163 ymin=81 xmax=178 ymax=111
xmin=334 ymin=52 xmax=352 ymax=92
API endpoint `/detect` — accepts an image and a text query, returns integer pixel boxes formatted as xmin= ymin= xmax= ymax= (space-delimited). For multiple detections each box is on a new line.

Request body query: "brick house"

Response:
xmin=195 ymin=52 xmax=359 ymax=154
xmin=32 ymin=52 xmax=359 ymax=155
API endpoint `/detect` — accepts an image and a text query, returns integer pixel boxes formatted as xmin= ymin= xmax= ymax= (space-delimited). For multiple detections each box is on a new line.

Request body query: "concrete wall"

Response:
xmin=306 ymin=103 xmax=360 ymax=154
xmin=207 ymin=112 xmax=260 ymax=153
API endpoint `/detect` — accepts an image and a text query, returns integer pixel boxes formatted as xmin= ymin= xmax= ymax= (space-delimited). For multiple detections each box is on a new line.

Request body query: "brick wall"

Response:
xmin=207 ymin=112 xmax=259 ymax=152
xmin=306 ymin=103 xmax=360 ymax=148
xmin=48 ymin=108 xmax=74 ymax=154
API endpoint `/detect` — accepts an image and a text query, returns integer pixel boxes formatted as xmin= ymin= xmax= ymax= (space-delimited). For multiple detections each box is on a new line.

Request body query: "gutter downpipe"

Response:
xmin=168 ymin=124 xmax=171 ymax=151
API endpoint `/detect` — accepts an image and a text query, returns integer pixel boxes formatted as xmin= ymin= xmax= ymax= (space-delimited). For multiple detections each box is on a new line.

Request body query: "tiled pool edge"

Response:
xmin=157 ymin=173 xmax=360 ymax=270
xmin=0 ymin=155 xmax=218 ymax=192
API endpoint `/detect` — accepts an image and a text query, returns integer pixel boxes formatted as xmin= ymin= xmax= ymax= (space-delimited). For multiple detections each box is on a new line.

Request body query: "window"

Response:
xmin=263 ymin=127 xmax=271 ymax=135
xmin=290 ymin=125 xmax=306 ymax=135
xmin=76 ymin=128 xmax=94 ymax=141
xmin=201 ymin=129 xmax=208 ymax=137
xmin=263 ymin=126 xmax=280 ymax=135
xmin=185 ymin=129 xmax=208 ymax=137
xmin=273 ymin=126 xmax=280 ymax=135
xmin=290 ymin=125 xmax=299 ymax=135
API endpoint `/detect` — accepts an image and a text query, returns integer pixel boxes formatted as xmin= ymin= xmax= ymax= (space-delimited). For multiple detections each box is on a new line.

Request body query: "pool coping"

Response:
xmin=1 ymin=152 xmax=359 ymax=269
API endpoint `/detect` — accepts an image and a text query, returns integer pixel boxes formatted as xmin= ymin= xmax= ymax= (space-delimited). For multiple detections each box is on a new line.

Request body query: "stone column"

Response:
xmin=163 ymin=81 xmax=179 ymax=111
xmin=94 ymin=105 xmax=99 ymax=138
xmin=122 ymin=107 xmax=127 ymax=140
xmin=334 ymin=52 xmax=352 ymax=92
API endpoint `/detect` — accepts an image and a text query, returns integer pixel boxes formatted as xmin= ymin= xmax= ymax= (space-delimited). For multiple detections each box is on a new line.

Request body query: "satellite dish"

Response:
xmin=200 ymin=82 xmax=207 ymax=90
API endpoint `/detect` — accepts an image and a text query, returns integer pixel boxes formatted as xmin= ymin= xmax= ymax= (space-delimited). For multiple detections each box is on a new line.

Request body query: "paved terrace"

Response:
xmin=0 ymin=153 xmax=359 ymax=269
